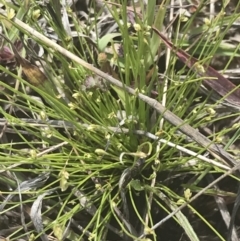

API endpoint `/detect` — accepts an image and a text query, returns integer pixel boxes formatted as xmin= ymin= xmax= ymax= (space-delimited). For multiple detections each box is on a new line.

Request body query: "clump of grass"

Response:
xmin=0 ymin=1 xmax=240 ymax=241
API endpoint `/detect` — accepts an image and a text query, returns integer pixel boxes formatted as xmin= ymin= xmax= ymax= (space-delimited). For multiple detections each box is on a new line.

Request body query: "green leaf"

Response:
xmin=98 ymin=33 xmax=122 ymax=51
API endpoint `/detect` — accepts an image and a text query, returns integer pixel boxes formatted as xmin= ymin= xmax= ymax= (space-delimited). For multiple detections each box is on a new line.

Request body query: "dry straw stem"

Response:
xmin=138 ymin=162 xmax=240 ymax=238
xmin=0 ymin=117 xmax=230 ymax=171
xmin=1 ymin=14 xmax=238 ymax=169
